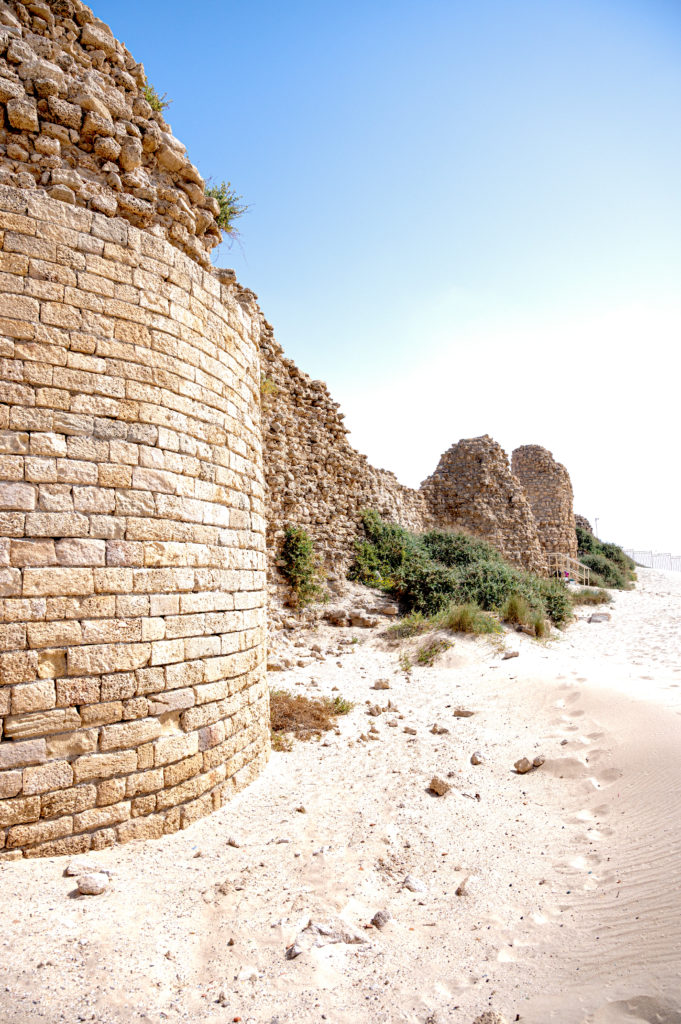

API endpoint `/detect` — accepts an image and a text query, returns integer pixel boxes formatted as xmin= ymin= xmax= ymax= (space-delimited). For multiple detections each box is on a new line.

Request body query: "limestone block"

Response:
xmin=0 ymin=771 xmax=22 ymax=798
xmin=0 ymin=738 xmax=47 ymax=769
xmin=22 ymin=760 xmax=73 ymax=795
xmin=11 ymin=679 xmax=55 ymax=714
xmin=4 ymin=707 xmax=81 ymax=739
xmin=6 ymin=97 xmax=39 ymax=132
xmin=71 ymin=751 xmax=138 ymax=784
xmin=0 ymin=795 xmax=40 ymax=827
xmin=99 ymin=718 xmax=162 ymax=752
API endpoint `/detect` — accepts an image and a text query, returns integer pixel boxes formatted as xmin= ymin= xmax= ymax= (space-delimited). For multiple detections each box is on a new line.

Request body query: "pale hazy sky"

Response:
xmin=104 ymin=0 xmax=681 ymax=553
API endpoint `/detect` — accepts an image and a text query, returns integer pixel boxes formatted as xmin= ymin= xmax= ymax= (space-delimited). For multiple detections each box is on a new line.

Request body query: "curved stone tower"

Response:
xmin=511 ymin=445 xmax=578 ymax=562
xmin=0 ymin=3 xmax=268 ymax=859
xmin=420 ymin=435 xmax=547 ymax=574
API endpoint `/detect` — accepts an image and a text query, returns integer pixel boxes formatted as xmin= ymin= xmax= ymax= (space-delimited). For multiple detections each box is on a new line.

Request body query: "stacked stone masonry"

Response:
xmin=0 ymin=0 xmax=222 ymax=268
xmin=511 ymin=445 xmax=578 ymax=563
xmin=421 ymin=436 xmax=547 ymax=575
xmin=0 ymin=184 xmax=269 ymax=859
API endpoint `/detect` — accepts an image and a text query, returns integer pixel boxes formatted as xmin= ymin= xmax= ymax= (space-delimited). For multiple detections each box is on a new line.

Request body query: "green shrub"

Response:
xmin=537 ymin=577 xmax=573 ymax=627
xmin=350 ymin=512 xmax=571 ymax=627
xmin=205 ymin=180 xmax=248 ymax=236
xmin=280 ymin=525 xmax=326 ymax=606
xmin=388 ymin=611 xmax=432 ymax=638
xmin=532 ymin=612 xmax=548 ymax=638
xmin=575 ymin=528 xmax=634 ymax=589
xmin=579 ymin=552 xmax=625 ymax=589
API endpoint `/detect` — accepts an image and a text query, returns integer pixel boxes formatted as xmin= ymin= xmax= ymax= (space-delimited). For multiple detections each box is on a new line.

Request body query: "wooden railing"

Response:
xmin=547 ymin=552 xmax=591 ymax=586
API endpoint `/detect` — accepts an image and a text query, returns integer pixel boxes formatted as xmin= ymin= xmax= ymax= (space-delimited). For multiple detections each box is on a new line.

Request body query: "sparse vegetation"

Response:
xmin=280 ymin=525 xmax=326 ymax=607
xmin=205 ymin=180 xmax=248 ymax=236
xmin=260 ymin=374 xmax=278 ymax=399
xmin=142 ymin=80 xmax=171 ymax=112
xmin=399 ymin=652 xmax=413 ymax=674
xmin=576 ymin=527 xmax=635 ymax=589
xmin=350 ymin=511 xmax=572 ymax=627
xmin=441 ymin=602 xmax=502 ymax=635
xmin=500 ymin=593 xmax=532 ymax=625
xmin=570 ymin=587 xmax=612 ymax=606
xmin=269 ymin=689 xmax=353 ymax=746
xmin=416 ymin=637 xmax=451 ymax=666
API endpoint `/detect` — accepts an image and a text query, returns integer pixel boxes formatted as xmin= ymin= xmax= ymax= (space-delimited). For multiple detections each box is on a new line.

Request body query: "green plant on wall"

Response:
xmin=142 ymin=80 xmax=171 ymax=112
xmin=260 ymin=374 xmax=278 ymax=399
xmin=205 ymin=180 xmax=248 ymax=237
xmin=280 ymin=525 xmax=326 ymax=607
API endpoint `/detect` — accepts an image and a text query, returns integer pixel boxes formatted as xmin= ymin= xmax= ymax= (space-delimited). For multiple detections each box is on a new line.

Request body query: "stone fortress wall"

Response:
xmin=260 ymin=326 xmax=577 ymax=582
xmin=0 ymin=0 xmax=581 ymax=858
xmin=0 ymin=0 xmax=268 ymax=859
xmin=511 ymin=445 xmax=578 ymax=563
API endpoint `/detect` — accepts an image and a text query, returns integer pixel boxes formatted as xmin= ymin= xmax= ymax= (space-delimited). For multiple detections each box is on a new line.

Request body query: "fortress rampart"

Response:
xmin=0 ymin=185 xmax=269 ymax=859
xmin=511 ymin=445 xmax=578 ymax=563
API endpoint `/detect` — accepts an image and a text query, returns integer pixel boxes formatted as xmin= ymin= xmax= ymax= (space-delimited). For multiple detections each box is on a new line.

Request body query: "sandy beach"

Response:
xmin=1 ymin=567 xmax=680 ymax=1024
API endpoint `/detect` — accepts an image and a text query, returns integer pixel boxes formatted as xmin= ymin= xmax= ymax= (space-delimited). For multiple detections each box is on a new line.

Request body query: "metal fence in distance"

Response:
xmin=624 ymin=550 xmax=681 ymax=572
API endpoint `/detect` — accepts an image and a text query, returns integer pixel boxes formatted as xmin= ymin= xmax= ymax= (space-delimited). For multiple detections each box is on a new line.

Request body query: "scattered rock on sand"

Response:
xmin=285 ymin=943 xmax=303 ymax=960
xmin=373 ymin=678 xmax=390 ymax=690
xmin=470 ymin=751 xmax=484 ymax=765
xmin=589 ymin=613 xmax=611 ymax=623
xmin=371 ymin=910 xmax=393 ymax=929
xmin=453 ymin=707 xmax=475 ymax=718
xmin=533 ymin=754 xmax=546 ymax=767
xmin=502 ymin=650 xmax=519 ymax=660
xmin=428 ymin=776 xmax=451 ymax=796
xmin=77 ymin=873 xmax=108 ymax=896
xmin=227 ymin=837 xmax=241 ymax=848
xmin=403 ymin=874 xmax=427 ymax=893
xmin=514 ymin=757 xmax=533 ymax=774
xmin=404 ymin=726 xmax=417 ymax=735
xmin=65 ymin=859 xmax=112 ymax=877
xmin=350 ymin=611 xmax=379 ymax=628
xmin=430 ymin=723 xmax=449 ymax=735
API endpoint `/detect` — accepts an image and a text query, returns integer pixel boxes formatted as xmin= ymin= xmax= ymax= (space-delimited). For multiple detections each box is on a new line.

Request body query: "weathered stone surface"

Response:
xmin=512 ymin=446 xmax=578 ymax=563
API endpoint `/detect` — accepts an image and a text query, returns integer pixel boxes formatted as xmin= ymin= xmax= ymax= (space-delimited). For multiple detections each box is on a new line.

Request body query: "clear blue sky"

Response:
xmin=101 ymin=0 xmax=681 ymax=552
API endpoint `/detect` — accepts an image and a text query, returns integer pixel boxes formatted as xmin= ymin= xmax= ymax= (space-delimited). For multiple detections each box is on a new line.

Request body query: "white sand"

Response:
xmin=1 ymin=567 xmax=680 ymax=1024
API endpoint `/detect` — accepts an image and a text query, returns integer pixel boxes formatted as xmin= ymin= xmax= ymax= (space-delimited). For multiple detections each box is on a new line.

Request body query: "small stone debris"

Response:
xmin=514 ymin=755 xmax=546 ymax=773
xmin=516 ymin=624 xmax=535 ymax=635
xmin=502 ymin=650 xmax=519 ymax=660
xmin=285 ymin=943 xmax=303 ymax=960
xmin=403 ymin=874 xmax=427 ymax=893
xmin=227 ymin=837 xmax=241 ymax=848
xmin=373 ymin=678 xmax=390 ymax=690
xmin=403 ymin=726 xmax=417 ymax=735
xmin=430 ymin=723 xmax=449 ymax=735
xmin=588 ymin=613 xmax=611 ymax=623
xmin=472 ymin=1012 xmax=508 ymax=1024
xmin=349 ymin=611 xmax=379 ymax=628
xmin=455 ymin=876 xmax=470 ymax=897
xmin=65 ymin=859 xmax=113 ymax=877
xmin=387 ymin=719 xmax=398 ymax=727
xmin=295 ymin=805 xmax=307 ymax=813
xmin=371 ymin=910 xmax=393 ymax=929
xmin=560 ymin=738 xmax=568 ymax=745
xmin=428 ymin=776 xmax=451 ymax=796
xmin=470 ymin=751 xmax=484 ymax=765
xmin=367 ymin=704 xmax=382 ymax=717
xmin=77 ymin=873 xmax=108 ymax=896
xmin=453 ymin=708 xmax=475 ymax=718
xmin=217 ymin=990 xmax=229 ymax=1006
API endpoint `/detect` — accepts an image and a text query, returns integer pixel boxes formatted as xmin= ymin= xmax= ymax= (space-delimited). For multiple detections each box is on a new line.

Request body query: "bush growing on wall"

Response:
xmin=280 ymin=525 xmax=326 ymax=606
xmin=576 ymin=527 xmax=635 ymax=589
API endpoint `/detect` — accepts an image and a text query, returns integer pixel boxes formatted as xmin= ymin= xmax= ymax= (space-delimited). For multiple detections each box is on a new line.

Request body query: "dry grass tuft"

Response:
xmin=270 ymin=690 xmax=353 ymax=746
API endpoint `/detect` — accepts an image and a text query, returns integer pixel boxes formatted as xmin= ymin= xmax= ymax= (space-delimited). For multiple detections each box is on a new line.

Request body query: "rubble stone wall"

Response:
xmin=421 ymin=435 xmax=548 ymax=574
xmin=511 ymin=445 xmax=578 ymax=563
xmin=0 ymin=185 xmax=268 ymax=859
xmin=259 ymin=324 xmax=430 ymax=583
xmin=0 ymin=0 xmax=222 ymax=268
